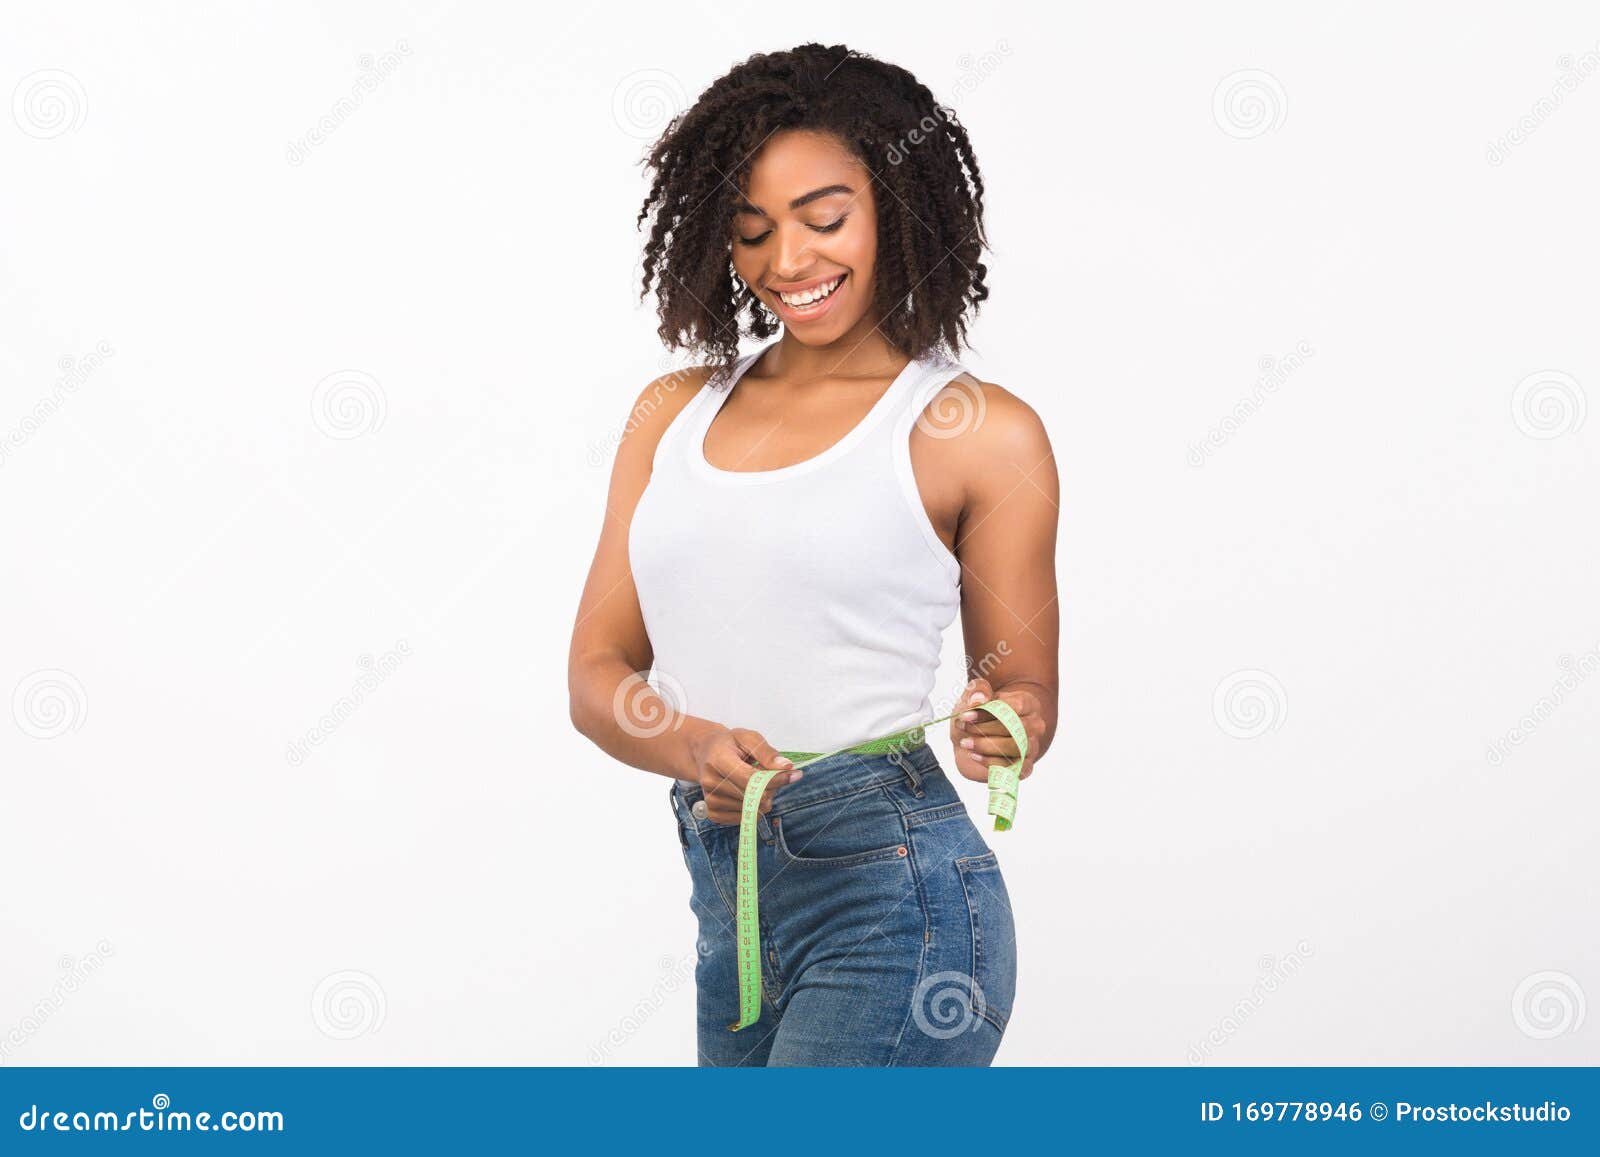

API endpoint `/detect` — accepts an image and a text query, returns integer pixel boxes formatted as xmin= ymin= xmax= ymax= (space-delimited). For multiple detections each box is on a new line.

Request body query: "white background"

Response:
xmin=2 ymin=2 xmax=1595 ymax=1067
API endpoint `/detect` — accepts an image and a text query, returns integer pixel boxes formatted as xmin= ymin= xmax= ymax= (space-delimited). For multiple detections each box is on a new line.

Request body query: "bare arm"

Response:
xmin=567 ymin=368 xmax=711 ymax=780
xmin=919 ymin=379 xmax=1060 ymax=781
xmin=566 ymin=367 xmax=799 ymax=818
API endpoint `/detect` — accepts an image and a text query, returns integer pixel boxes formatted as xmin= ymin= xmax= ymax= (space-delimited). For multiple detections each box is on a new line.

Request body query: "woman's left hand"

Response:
xmin=949 ymin=677 xmax=1044 ymax=784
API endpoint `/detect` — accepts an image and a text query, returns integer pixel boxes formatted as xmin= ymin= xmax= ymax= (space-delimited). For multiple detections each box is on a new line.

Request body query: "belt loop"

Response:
xmin=890 ymin=746 xmax=924 ymax=795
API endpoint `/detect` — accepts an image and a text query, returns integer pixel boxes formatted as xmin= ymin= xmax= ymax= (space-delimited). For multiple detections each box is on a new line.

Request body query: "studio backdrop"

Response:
xmin=2 ymin=1 xmax=1596 ymax=1067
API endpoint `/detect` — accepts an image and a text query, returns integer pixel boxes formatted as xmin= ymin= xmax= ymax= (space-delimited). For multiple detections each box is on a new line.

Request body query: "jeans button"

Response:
xmin=691 ymin=799 xmax=709 ymax=821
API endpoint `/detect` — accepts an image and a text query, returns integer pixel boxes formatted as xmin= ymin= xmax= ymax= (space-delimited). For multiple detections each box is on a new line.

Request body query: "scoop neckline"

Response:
xmin=691 ymin=340 xmax=925 ymax=485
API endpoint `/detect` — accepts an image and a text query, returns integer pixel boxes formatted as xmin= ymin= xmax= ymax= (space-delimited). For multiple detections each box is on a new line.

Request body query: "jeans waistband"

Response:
xmin=673 ymin=740 xmax=939 ymax=817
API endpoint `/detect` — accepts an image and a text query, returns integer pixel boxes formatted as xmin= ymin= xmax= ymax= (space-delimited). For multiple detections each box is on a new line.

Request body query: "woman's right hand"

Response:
xmin=684 ymin=724 xmax=803 ymax=825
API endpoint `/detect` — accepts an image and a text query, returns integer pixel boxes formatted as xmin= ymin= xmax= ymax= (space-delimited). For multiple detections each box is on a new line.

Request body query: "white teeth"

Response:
xmin=778 ymin=276 xmax=843 ymax=307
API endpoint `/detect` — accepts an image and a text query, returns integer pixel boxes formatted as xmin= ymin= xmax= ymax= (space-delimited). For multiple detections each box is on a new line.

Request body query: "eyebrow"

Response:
xmin=734 ymin=184 xmax=854 ymax=217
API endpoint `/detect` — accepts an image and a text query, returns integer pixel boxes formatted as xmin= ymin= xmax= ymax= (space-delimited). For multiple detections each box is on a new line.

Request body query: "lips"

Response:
xmin=774 ymin=274 xmax=845 ymax=307
xmin=767 ymin=272 xmax=848 ymax=322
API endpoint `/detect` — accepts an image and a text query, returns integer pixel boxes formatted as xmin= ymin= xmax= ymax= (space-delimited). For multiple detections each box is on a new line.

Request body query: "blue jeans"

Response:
xmin=668 ymin=741 xmax=1017 ymax=1066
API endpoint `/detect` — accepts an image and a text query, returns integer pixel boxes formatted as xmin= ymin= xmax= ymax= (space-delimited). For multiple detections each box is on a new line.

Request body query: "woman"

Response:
xmin=569 ymin=43 xmax=1058 ymax=1066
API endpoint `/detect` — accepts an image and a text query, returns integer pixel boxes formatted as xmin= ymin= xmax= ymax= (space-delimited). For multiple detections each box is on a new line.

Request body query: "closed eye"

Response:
xmin=735 ymin=216 xmax=849 ymax=248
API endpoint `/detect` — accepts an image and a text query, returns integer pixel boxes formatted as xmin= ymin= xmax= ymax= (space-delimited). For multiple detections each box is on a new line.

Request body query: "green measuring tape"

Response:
xmin=727 ymin=697 xmax=1028 ymax=1031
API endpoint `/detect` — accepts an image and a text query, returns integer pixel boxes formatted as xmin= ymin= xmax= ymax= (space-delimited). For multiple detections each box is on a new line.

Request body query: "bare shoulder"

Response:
xmin=916 ymin=371 xmax=1054 ymax=469
xmin=614 ymin=362 xmax=716 ymax=466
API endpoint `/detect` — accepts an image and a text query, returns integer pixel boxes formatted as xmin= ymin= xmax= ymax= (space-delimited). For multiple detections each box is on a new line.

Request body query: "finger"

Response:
xmin=709 ymin=772 xmax=789 ymax=823
xmin=705 ymin=751 xmax=797 ymax=822
xmin=956 ymin=679 xmax=997 ymax=720
xmin=702 ymin=745 xmax=753 ymax=804
xmin=953 ymin=717 xmax=1015 ymax=737
xmin=730 ymin=729 xmax=795 ymax=773
xmin=958 ymin=735 xmax=1021 ymax=759
xmin=958 ymin=676 xmax=994 ymax=709
xmin=952 ymin=744 xmax=994 ymax=782
xmin=732 ymin=735 xmax=797 ymax=816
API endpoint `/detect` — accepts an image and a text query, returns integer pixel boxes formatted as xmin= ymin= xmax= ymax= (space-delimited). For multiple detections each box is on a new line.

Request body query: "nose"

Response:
xmin=768 ymin=223 xmax=817 ymax=283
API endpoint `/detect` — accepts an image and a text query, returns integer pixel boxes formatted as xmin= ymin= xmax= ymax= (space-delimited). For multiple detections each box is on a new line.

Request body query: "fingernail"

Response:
xmin=777 ymin=757 xmax=794 ymax=768
xmin=787 ymin=771 xmax=804 ymax=784
xmin=961 ymin=711 xmax=978 ymax=721
xmin=961 ymin=738 xmax=974 ymax=748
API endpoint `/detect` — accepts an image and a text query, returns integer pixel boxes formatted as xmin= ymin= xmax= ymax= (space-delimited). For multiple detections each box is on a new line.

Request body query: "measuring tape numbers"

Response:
xmin=725 ymin=697 xmax=1028 ymax=1031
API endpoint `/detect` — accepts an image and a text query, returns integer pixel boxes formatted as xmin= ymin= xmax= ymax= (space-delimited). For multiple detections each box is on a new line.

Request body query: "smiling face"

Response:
xmin=730 ymin=129 xmax=881 ymax=345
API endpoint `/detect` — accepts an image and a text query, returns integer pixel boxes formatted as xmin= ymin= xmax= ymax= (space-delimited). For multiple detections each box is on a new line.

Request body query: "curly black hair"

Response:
xmin=635 ymin=43 xmax=989 ymax=384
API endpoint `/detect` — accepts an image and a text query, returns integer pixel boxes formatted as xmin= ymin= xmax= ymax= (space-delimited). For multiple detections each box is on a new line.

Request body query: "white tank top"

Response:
xmin=629 ymin=340 xmax=965 ymax=772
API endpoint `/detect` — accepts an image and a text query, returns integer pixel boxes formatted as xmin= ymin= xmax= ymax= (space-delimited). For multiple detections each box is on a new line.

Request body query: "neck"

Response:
xmin=762 ymin=313 xmax=907 ymax=381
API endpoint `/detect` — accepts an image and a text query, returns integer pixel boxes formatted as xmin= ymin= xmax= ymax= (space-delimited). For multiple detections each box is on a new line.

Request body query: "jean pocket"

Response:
xmin=771 ymin=789 xmax=910 ymax=868
xmin=954 ymin=851 xmax=1017 ymax=1032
